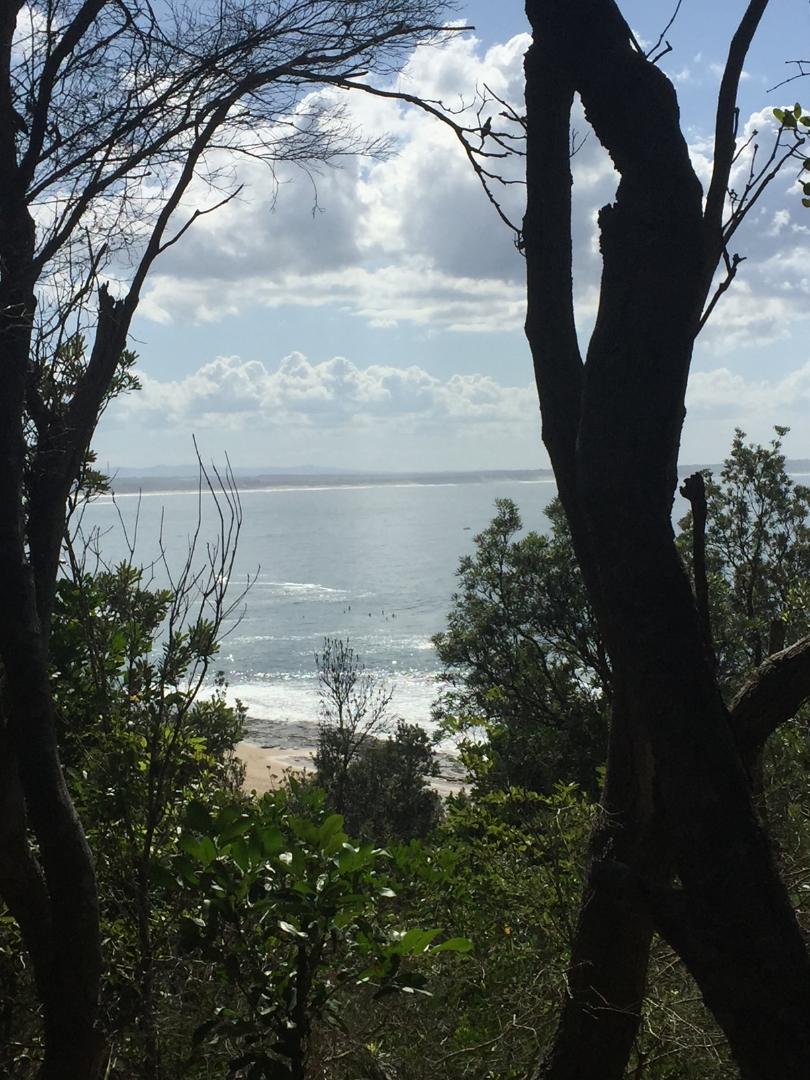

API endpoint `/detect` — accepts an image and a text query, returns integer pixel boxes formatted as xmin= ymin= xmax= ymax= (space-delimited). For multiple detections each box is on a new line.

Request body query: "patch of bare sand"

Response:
xmin=237 ymin=740 xmax=314 ymax=794
xmin=235 ymin=739 xmax=466 ymax=797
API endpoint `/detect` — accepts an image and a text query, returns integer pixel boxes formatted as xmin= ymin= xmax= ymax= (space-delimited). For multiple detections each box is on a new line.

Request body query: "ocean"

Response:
xmin=77 ymin=474 xmax=557 ymax=742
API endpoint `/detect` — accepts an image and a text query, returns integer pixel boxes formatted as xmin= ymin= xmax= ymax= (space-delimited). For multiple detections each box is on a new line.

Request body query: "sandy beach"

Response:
xmin=235 ymin=718 xmax=466 ymax=797
xmin=237 ymin=740 xmax=316 ymax=793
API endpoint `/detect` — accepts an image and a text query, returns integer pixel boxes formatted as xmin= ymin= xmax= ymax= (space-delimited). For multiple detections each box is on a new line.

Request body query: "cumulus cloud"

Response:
xmin=138 ymin=32 xmax=532 ymax=331
xmin=130 ymin=31 xmax=808 ymax=361
xmin=119 ymin=351 xmax=538 ymax=431
xmin=688 ymin=361 xmax=810 ymax=415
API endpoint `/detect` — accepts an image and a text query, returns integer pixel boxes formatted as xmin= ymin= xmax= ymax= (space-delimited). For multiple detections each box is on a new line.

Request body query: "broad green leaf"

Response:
xmin=259 ymin=826 xmax=284 ymax=855
xmin=179 ymin=833 xmax=216 ymax=866
xmin=430 ymin=937 xmax=474 ymax=954
xmin=318 ymin=814 xmax=345 ymax=846
xmin=392 ymin=928 xmax=441 ymax=955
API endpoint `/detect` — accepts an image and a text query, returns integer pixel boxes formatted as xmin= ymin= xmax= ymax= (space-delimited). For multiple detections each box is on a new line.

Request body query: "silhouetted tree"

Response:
xmin=521 ymin=2 xmax=810 ymax=1077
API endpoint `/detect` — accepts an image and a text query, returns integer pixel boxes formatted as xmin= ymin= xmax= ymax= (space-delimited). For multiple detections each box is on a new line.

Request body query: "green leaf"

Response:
xmin=218 ymin=817 xmax=252 ymax=844
xmin=215 ymin=804 xmax=244 ymax=828
xmin=230 ymin=838 xmax=252 ymax=872
xmin=430 ymin=937 xmax=474 ymax=954
xmin=179 ymin=834 xmax=216 ymax=866
xmin=259 ymin=826 xmax=284 ymax=856
xmin=318 ymin=814 xmax=345 ymax=846
xmin=773 ymin=108 xmax=785 ymax=122
xmin=392 ymin=928 xmax=441 ymax=955
xmin=802 ymin=198 xmax=810 ymax=208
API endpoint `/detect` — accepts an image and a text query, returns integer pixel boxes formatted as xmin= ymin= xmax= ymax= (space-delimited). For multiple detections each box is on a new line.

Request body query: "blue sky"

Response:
xmin=95 ymin=1 xmax=810 ymax=472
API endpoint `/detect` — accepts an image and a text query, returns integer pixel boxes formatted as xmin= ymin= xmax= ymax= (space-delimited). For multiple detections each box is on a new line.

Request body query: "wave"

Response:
xmin=100 ymin=473 xmax=558 ymax=501
xmin=215 ymin=670 xmax=440 ymax=732
xmin=257 ymin=580 xmax=348 ymax=596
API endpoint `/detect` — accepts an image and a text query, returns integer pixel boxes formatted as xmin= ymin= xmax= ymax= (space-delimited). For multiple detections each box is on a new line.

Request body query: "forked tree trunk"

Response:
xmin=523 ymin=2 xmax=810 ymax=1077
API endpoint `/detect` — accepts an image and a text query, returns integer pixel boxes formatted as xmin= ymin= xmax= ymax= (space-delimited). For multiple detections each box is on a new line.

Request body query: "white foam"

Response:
xmin=219 ymin=670 xmax=441 ymax=736
xmin=260 ymin=581 xmax=347 ymax=594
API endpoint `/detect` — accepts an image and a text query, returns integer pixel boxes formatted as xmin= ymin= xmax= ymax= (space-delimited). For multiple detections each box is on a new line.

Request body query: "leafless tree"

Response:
xmin=314 ymin=636 xmax=394 ymax=814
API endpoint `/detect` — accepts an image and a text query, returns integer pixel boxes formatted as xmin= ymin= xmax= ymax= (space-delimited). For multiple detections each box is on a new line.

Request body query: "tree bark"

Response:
xmin=731 ymin=635 xmax=810 ymax=759
xmin=536 ymin=691 xmax=665 ymax=1080
xmin=0 ymin=331 xmax=104 ymax=1075
xmin=0 ymin=32 xmax=103 ymax=1067
xmin=524 ymin=2 xmax=810 ymax=1077
xmin=680 ymin=472 xmax=715 ymax=666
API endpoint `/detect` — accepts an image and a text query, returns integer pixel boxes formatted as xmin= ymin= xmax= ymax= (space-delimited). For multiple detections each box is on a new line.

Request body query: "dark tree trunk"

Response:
xmin=0 ymin=327 xmax=105 ymax=1076
xmin=523 ymin=2 xmax=810 ymax=1077
xmin=0 ymin=48 xmax=103 ymax=1069
xmin=537 ymin=692 xmax=666 ymax=1080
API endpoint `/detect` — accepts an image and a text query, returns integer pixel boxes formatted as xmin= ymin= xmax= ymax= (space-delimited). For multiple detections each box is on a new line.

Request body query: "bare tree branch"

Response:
xmin=704 ymin=0 xmax=770 ymax=252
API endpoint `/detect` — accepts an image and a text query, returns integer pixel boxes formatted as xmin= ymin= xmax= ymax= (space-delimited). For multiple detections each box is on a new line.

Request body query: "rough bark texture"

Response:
xmin=524 ymin=2 xmax=810 ymax=1078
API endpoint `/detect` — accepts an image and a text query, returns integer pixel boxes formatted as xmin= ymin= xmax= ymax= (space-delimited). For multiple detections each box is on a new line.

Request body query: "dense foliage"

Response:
xmin=436 ymin=429 xmax=810 ymax=799
xmin=0 ymin=430 xmax=808 ymax=1077
xmin=313 ymin=637 xmax=443 ymax=840
xmin=678 ymin=428 xmax=810 ymax=686
xmin=433 ymin=498 xmax=608 ymax=797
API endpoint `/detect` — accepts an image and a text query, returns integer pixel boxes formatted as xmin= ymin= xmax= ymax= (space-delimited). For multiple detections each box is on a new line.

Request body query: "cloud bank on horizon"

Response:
xmin=99 ymin=21 xmax=810 ymax=471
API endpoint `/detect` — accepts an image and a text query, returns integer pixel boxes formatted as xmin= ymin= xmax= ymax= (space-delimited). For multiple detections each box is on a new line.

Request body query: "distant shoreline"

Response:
xmin=105 ymin=468 xmax=556 ymax=496
xmin=101 ymin=460 xmax=810 ymax=497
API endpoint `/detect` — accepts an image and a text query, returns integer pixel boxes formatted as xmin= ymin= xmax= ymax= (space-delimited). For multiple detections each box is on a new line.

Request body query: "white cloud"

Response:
xmin=688 ymin=361 xmax=810 ymax=415
xmin=118 ymin=351 xmax=538 ymax=431
xmin=131 ymin=37 xmax=808 ymax=364
xmin=138 ymin=32 xmax=531 ymax=330
xmin=140 ymin=264 xmax=526 ymax=332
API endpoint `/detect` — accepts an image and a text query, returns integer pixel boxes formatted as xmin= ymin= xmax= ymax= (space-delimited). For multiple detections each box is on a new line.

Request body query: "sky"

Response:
xmin=92 ymin=0 xmax=810 ymax=473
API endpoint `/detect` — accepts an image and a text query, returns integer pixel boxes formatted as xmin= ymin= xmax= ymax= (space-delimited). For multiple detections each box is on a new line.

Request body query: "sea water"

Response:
xmin=77 ymin=477 xmax=556 ymax=741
